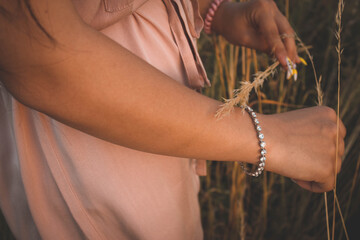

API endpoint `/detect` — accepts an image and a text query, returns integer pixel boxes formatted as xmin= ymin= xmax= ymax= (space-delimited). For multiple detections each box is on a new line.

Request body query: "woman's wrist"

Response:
xmin=230 ymin=109 xmax=286 ymax=175
xmin=239 ymin=106 xmax=268 ymax=177
xmin=255 ymin=113 xmax=284 ymax=174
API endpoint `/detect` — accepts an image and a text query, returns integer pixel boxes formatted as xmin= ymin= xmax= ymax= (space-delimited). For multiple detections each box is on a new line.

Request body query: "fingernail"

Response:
xmin=287 ymin=69 xmax=292 ymax=79
xmin=286 ymin=57 xmax=292 ymax=70
xmin=286 ymin=57 xmax=296 ymax=80
xmin=299 ymin=57 xmax=308 ymax=66
xmin=293 ymin=69 xmax=298 ymax=81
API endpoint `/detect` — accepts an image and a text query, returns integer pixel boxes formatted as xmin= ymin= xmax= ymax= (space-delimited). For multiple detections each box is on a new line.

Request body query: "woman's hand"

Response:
xmin=258 ymin=106 xmax=346 ymax=192
xmin=212 ymin=0 xmax=300 ymax=68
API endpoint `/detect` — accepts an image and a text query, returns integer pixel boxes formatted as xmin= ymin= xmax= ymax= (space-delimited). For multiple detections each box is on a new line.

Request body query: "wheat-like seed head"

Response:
xmin=215 ymin=62 xmax=279 ymax=119
xmin=316 ymin=75 xmax=324 ymax=106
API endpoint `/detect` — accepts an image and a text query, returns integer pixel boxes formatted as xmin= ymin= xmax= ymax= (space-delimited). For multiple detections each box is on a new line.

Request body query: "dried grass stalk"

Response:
xmin=215 ymin=61 xmax=279 ymax=119
xmin=332 ymin=1 xmax=346 ymax=239
xmin=316 ymin=76 xmax=324 ymax=106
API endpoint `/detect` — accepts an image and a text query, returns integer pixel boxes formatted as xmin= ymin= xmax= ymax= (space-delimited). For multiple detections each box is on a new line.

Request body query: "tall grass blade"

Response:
xmin=332 ymin=1 xmax=345 ymax=239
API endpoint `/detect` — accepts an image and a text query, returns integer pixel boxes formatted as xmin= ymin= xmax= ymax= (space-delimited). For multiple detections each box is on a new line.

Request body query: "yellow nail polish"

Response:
xmin=287 ymin=70 xmax=292 ymax=80
xmin=299 ymin=57 xmax=308 ymax=66
xmin=293 ymin=69 xmax=298 ymax=81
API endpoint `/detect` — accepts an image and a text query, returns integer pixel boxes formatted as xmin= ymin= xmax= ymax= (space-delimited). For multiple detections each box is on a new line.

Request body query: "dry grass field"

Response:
xmin=198 ymin=0 xmax=360 ymax=239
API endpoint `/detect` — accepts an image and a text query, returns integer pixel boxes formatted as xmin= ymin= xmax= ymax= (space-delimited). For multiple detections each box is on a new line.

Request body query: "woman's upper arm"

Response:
xmin=0 ymin=0 xmax=89 ymax=104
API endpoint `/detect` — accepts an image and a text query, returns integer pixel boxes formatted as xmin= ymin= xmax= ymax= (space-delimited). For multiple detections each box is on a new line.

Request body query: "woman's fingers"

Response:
xmin=339 ymin=118 xmax=347 ymax=138
xmin=338 ymin=138 xmax=345 ymax=157
xmin=254 ymin=1 xmax=299 ymax=68
xmin=220 ymin=0 xmax=300 ymax=68
xmin=256 ymin=12 xmax=289 ymax=68
xmin=275 ymin=14 xmax=299 ymax=63
xmin=294 ymin=180 xmax=334 ymax=193
xmin=264 ymin=106 xmax=347 ymax=193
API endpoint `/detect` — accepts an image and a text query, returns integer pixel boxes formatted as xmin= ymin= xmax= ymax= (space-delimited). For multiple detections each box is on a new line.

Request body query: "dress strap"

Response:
xmin=162 ymin=0 xmax=210 ymax=89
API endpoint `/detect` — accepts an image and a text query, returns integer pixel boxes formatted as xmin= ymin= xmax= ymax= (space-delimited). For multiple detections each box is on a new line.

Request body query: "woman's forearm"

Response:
xmin=33 ymin=38 xmax=261 ymax=163
xmin=0 ymin=0 xmax=261 ymax=164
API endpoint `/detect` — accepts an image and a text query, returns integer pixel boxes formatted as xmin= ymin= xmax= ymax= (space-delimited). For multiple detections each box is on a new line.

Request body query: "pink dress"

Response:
xmin=0 ymin=0 xmax=209 ymax=239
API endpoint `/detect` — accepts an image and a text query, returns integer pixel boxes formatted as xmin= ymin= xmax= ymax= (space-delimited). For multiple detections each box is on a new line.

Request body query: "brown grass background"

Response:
xmin=198 ymin=0 xmax=359 ymax=239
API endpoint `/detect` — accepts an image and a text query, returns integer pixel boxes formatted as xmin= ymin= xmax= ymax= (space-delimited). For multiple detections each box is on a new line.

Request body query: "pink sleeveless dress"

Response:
xmin=0 ymin=0 xmax=209 ymax=239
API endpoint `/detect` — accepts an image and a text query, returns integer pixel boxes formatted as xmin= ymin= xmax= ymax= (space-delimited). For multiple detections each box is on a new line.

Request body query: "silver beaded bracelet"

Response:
xmin=239 ymin=105 xmax=267 ymax=177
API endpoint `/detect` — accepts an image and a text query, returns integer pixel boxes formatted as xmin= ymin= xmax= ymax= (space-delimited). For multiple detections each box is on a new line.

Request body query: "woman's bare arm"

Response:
xmin=0 ymin=0 xmax=345 ymax=192
xmin=0 ymin=0 xmax=260 ymax=163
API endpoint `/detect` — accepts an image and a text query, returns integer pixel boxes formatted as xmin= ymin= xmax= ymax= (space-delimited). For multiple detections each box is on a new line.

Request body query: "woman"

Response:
xmin=0 ymin=0 xmax=345 ymax=239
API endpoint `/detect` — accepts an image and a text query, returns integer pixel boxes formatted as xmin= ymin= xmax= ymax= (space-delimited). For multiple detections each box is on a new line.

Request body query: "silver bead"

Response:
xmin=240 ymin=105 xmax=267 ymax=178
xmin=258 ymin=133 xmax=264 ymax=140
